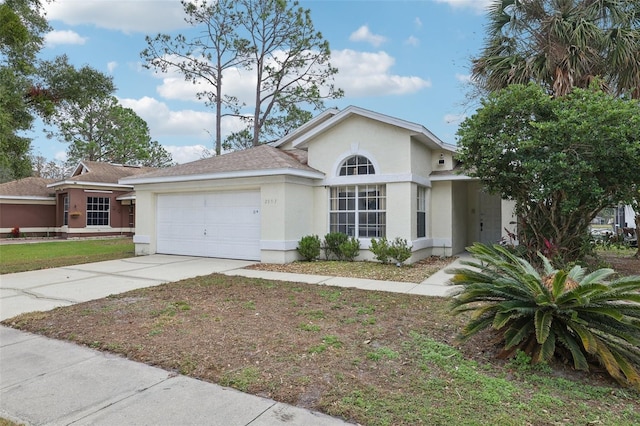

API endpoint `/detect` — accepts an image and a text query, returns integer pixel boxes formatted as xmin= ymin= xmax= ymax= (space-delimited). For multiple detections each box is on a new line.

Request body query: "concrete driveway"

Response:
xmin=0 ymin=255 xmax=255 ymax=321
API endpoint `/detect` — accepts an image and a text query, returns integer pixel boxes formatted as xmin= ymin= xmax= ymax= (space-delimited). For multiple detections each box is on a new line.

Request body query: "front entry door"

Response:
xmin=479 ymin=191 xmax=501 ymax=244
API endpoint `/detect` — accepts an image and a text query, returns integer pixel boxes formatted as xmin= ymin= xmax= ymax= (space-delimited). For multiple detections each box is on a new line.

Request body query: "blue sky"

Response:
xmin=32 ymin=0 xmax=492 ymax=164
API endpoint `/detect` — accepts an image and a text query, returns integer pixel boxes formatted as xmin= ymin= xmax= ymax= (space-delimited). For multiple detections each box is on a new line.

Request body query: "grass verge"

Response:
xmin=0 ymin=238 xmax=134 ymax=274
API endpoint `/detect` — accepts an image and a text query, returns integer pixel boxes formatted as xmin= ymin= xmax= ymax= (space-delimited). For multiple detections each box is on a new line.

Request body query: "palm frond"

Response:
xmin=538 ymin=328 xmax=556 ymax=363
xmin=534 ymin=309 xmax=552 ymax=344
xmin=554 ymin=326 xmax=590 ymax=371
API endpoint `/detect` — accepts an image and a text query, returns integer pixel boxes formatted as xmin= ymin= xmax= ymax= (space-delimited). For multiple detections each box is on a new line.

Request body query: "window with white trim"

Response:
xmin=417 ymin=186 xmax=427 ymax=238
xmin=63 ymin=195 xmax=69 ymax=226
xmin=86 ymin=196 xmax=110 ymax=226
xmin=339 ymin=155 xmax=375 ymax=176
xmin=330 ymin=185 xmax=386 ymax=238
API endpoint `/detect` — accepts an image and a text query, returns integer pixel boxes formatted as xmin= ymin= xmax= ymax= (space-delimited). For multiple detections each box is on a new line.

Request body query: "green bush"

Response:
xmin=388 ymin=237 xmax=412 ymax=265
xmin=449 ymin=243 xmax=640 ymax=390
xmin=323 ymin=232 xmax=349 ymax=260
xmin=297 ymin=235 xmax=321 ymax=261
xmin=370 ymin=237 xmax=390 ymax=263
xmin=339 ymin=237 xmax=360 ymax=261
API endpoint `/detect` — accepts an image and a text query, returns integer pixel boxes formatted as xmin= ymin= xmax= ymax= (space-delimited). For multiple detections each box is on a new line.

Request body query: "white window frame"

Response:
xmin=417 ymin=186 xmax=427 ymax=238
xmin=329 ymin=184 xmax=386 ymax=238
xmin=63 ymin=195 xmax=69 ymax=226
xmin=86 ymin=196 xmax=110 ymax=226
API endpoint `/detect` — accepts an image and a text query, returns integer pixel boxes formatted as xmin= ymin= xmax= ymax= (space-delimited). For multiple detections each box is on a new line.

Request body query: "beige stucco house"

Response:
xmin=122 ymin=106 xmax=516 ymax=263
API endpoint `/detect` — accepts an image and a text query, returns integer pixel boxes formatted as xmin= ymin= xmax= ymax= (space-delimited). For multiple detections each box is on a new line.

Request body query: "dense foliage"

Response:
xmin=473 ymin=0 xmax=640 ymax=98
xmin=456 ymin=83 xmax=640 ymax=263
xmin=449 ymin=243 xmax=640 ymax=389
xmin=297 ymin=234 xmax=321 ymax=261
xmin=0 ymin=0 xmax=49 ymax=181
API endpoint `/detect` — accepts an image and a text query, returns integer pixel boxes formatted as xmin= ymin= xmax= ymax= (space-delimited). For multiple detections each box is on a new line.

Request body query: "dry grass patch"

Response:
xmin=245 ymin=256 xmax=455 ymax=283
xmin=5 ymin=269 xmax=639 ymax=425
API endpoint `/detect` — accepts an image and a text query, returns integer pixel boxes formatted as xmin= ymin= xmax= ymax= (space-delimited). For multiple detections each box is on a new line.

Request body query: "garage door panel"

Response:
xmin=157 ymin=191 xmax=261 ymax=260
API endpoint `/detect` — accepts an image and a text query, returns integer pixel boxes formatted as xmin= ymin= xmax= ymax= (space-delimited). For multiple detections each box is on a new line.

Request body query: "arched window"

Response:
xmin=339 ymin=155 xmax=375 ymax=176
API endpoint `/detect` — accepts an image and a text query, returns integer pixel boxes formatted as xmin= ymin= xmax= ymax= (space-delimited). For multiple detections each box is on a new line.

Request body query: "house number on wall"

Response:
xmin=264 ymin=199 xmax=278 ymax=205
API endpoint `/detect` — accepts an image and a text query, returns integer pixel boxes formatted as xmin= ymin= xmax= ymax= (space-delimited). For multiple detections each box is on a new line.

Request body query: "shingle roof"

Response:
xmin=125 ymin=145 xmax=321 ymax=181
xmin=69 ymin=161 xmax=156 ymax=183
xmin=0 ymin=177 xmax=56 ymax=197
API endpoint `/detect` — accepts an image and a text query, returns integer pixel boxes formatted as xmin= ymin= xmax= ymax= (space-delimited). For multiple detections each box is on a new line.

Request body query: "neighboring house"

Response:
xmin=123 ymin=106 xmax=516 ymax=263
xmin=0 ymin=161 xmax=155 ymax=238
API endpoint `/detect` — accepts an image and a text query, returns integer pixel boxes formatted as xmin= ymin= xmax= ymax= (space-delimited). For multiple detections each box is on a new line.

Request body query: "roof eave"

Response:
xmin=429 ymin=174 xmax=476 ymax=181
xmin=120 ymin=168 xmax=325 ymax=185
xmin=47 ymin=180 xmax=135 ymax=190
xmin=0 ymin=195 xmax=55 ymax=201
xmin=272 ymin=108 xmax=340 ymax=148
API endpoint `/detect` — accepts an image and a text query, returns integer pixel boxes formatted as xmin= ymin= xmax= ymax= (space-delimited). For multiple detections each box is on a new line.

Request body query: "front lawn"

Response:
xmin=0 ymin=238 xmax=134 ymax=274
xmin=5 ymin=269 xmax=639 ymax=425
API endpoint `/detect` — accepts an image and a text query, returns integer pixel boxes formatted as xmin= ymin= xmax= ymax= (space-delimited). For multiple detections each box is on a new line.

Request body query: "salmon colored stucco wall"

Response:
xmin=0 ymin=203 xmax=56 ymax=228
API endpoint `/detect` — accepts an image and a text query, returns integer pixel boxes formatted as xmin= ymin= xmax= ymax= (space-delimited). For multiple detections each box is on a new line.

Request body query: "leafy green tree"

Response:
xmin=0 ymin=0 xmax=49 ymax=181
xmin=456 ymin=83 xmax=640 ymax=262
xmin=49 ymin=96 xmax=173 ymax=168
xmin=142 ymin=0 xmax=249 ymax=155
xmin=236 ymin=0 xmax=342 ymax=146
xmin=142 ymin=0 xmax=342 ymax=152
xmin=472 ymin=0 xmax=640 ymax=98
xmin=450 ymin=243 xmax=640 ymax=390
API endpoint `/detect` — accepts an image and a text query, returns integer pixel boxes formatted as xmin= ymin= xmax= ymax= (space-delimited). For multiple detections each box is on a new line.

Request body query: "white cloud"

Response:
xmin=434 ymin=0 xmax=493 ymax=13
xmin=54 ymin=151 xmax=67 ymax=162
xmin=331 ymin=49 xmax=431 ymax=97
xmin=414 ymin=17 xmax=423 ymax=28
xmin=43 ymin=0 xmax=189 ymax=33
xmin=119 ymin=96 xmax=215 ymax=138
xmin=151 ymin=62 xmax=256 ymax=107
xmin=107 ymin=61 xmax=118 ymax=73
xmin=404 ymin=36 xmax=420 ymax=47
xmin=118 ymin=96 xmax=248 ymax=144
xmin=455 ymin=73 xmax=471 ymax=83
xmin=164 ymin=145 xmax=210 ymax=164
xmin=349 ymin=25 xmax=387 ymax=47
xmin=44 ymin=30 xmax=87 ymax=47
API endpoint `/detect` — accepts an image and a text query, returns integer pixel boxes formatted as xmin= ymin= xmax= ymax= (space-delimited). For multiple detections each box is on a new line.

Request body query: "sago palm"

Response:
xmin=449 ymin=243 xmax=640 ymax=389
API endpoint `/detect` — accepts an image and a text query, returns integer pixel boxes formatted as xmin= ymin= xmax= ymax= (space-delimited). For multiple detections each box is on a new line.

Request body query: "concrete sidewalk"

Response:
xmin=0 ymin=254 xmax=465 ymax=425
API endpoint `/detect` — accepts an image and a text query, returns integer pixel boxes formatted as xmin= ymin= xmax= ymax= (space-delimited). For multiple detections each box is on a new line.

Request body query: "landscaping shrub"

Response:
xmin=449 ymin=243 xmax=640 ymax=390
xmin=323 ymin=232 xmax=349 ymax=260
xmin=297 ymin=235 xmax=321 ymax=261
xmin=339 ymin=237 xmax=360 ymax=261
xmin=370 ymin=237 xmax=390 ymax=264
xmin=388 ymin=237 xmax=412 ymax=265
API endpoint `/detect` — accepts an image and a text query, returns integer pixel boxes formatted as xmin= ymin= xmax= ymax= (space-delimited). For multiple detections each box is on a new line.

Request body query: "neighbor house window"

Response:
xmin=339 ymin=155 xmax=375 ymax=176
xmin=417 ymin=186 xmax=427 ymax=238
xmin=330 ymin=185 xmax=386 ymax=238
xmin=63 ymin=195 xmax=69 ymax=226
xmin=86 ymin=196 xmax=110 ymax=226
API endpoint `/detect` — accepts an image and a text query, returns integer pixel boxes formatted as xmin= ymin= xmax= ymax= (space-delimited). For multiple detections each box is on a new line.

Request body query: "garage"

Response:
xmin=156 ymin=191 xmax=261 ymax=260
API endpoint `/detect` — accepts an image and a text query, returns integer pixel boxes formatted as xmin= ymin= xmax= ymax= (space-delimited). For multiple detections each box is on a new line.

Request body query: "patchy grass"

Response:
xmin=0 ymin=238 xmax=134 ymax=274
xmin=245 ymin=256 xmax=455 ymax=283
xmin=5 ymin=269 xmax=639 ymax=425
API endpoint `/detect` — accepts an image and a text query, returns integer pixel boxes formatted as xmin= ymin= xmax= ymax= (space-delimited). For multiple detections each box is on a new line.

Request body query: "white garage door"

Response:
xmin=156 ymin=191 xmax=261 ymax=260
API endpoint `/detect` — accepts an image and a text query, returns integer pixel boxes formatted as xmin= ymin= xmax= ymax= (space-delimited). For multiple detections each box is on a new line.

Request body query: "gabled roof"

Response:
xmin=48 ymin=161 xmax=156 ymax=189
xmin=0 ymin=177 xmax=56 ymax=199
xmin=121 ymin=145 xmax=324 ymax=185
xmin=273 ymin=105 xmax=458 ymax=152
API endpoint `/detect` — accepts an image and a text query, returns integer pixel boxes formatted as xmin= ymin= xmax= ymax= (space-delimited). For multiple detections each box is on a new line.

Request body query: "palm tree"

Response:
xmin=472 ymin=0 xmax=640 ymax=98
